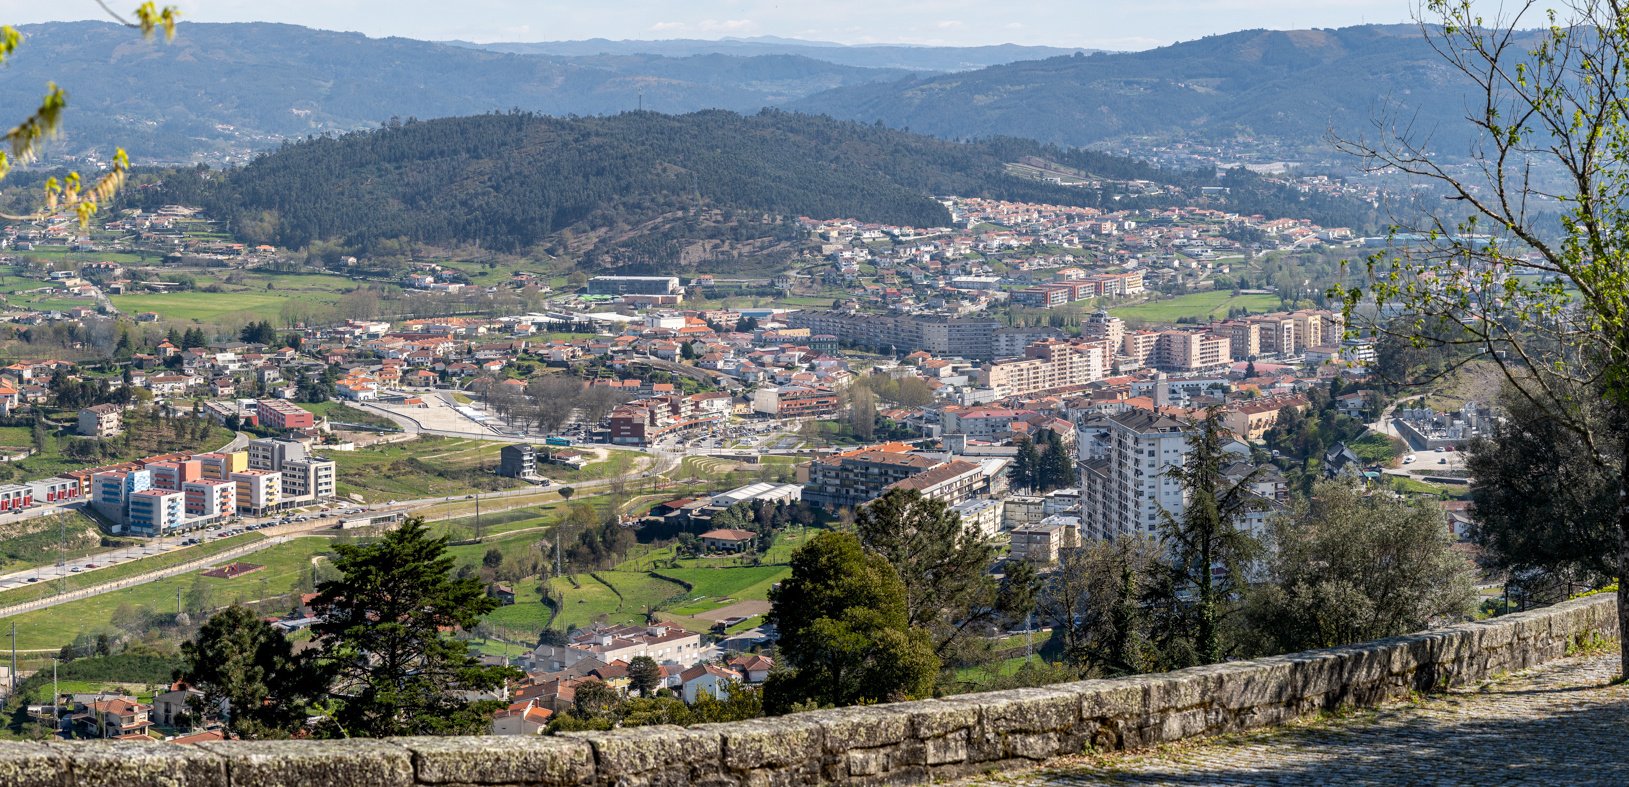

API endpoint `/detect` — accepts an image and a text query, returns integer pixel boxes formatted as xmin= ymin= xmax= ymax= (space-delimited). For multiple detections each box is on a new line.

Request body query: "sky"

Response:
xmin=2 ymin=0 xmax=1462 ymax=51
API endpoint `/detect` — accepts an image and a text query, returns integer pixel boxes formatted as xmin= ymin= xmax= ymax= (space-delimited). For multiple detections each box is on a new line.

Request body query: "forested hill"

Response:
xmin=791 ymin=25 xmax=1511 ymax=159
xmin=134 ymin=111 xmax=1388 ymax=270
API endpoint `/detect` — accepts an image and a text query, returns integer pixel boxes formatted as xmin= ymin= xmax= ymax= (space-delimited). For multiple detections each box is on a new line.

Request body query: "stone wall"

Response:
xmin=0 ymin=593 xmax=1615 ymax=786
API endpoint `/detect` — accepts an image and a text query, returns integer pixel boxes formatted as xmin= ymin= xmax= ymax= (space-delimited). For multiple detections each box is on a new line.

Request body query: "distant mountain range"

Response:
xmin=444 ymin=37 xmax=1089 ymax=72
xmin=3 ymin=22 xmax=947 ymax=163
xmin=791 ymin=25 xmax=1507 ymax=159
xmin=6 ymin=21 xmax=1504 ymax=167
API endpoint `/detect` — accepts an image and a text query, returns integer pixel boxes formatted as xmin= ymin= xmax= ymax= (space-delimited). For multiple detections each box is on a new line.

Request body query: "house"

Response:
xmin=78 ymin=404 xmax=123 ymax=437
xmin=680 ymin=663 xmax=739 ymax=703
xmin=490 ymin=698 xmax=553 ymax=735
xmin=72 ymin=696 xmax=153 ymax=739
xmin=152 ymin=683 xmax=208 ymax=728
xmin=728 ymin=654 xmax=774 ymax=684
xmin=699 ymin=528 xmax=756 ymax=554
xmin=1323 ymin=443 xmax=1366 ymax=480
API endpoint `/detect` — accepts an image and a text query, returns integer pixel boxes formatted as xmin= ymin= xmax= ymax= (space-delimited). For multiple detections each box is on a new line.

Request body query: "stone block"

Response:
xmin=813 ymin=705 xmax=912 ymax=753
xmin=1000 ymin=732 xmax=1062 ymax=761
xmin=0 ymin=742 xmax=67 ymax=787
xmin=576 ymin=725 xmax=722 ymax=785
xmin=710 ymin=716 xmax=823 ymax=772
xmin=43 ymin=740 xmax=225 ymax=787
xmin=196 ymin=739 xmax=410 ymax=787
xmin=980 ymin=687 xmax=1080 ymax=736
xmin=1077 ymin=678 xmax=1150 ymax=721
xmin=396 ymin=735 xmax=592 ymax=785
xmin=923 ymin=732 xmax=969 ymax=766
xmin=905 ymin=696 xmax=982 ymax=739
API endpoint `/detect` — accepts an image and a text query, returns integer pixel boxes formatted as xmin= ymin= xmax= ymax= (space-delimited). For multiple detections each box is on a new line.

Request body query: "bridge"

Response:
xmin=0 ymin=593 xmax=1615 ymax=785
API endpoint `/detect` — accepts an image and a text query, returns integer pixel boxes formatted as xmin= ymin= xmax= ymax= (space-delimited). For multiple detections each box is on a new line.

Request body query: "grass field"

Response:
xmin=0 ymin=536 xmax=329 ymax=650
xmin=111 ymin=292 xmax=294 ymax=322
xmin=1110 ymin=291 xmax=1283 ymax=324
xmin=328 ymin=436 xmax=526 ymax=502
xmin=0 ymin=533 xmax=265 ymax=609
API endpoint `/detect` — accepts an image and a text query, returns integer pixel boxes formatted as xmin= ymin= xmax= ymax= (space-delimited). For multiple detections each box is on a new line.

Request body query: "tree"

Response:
xmin=1332 ymin=0 xmax=1629 ymax=675
xmin=855 ymin=488 xmax=1005 ymax=659
xmin=1010 ymin=438 xmax=1040 ymax=491
xmin=1243 ymin=481 xmax=1476 ymax=654
xmin=765 ymin=531 xmax=938 ymax=713
xmin=1151 ymin=410 xmax=1263 ymax=667
xmin=309 ymin=517 xmax=518 ymax=737
xmin=572 ymin=679 xmax=622 ymax=721
xmin=1465 ymin=381 xmax=1620 ymax=597
xmin=177 ymin=605 xmax=315 ymax=739
xmin=1039 ymin=537 xmax=1162 ymax=676
xmin=849 ymin=383 xmax=877 ymax=442
xmin=557 ymin=486 xmax=574 ymax=501
xmin=1036 ymin=428 xmax=1075 ymax=492
xmin=627 ymin=655 xmax=662 ymax=697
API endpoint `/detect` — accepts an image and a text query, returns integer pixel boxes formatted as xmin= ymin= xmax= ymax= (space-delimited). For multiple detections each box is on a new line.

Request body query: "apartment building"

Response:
xmin=803 ymin=443 xmax=942 ymax=508
xmin=751 ymin=385 xmax=841 ymax=418
xmin=232 ymin=470 xmax=282 ymax=516
xmin=256 ymin=398 xmax=316 ymax=431
xmin=1220 ymin=394 xmax=1309 ymax=441
xmin=148 ymin=459 xmax=202 ymax=491
xmin=1121 ymin=330 xmax=1232 ymax=372
xmin=784 ymin=311 xmax=1002 ymax=359
xmin=194 ymin=451 xmax=248 ymax=481
xmin=608 ymin=392 xmax=731 ymax=446
xmin=183 ymin=478 xmax=237 ymax=523
xmin=992 ymin=326 xmax=1066 ymax=359
xmin=1221 ymin=320 xmax=1261 ymax=361
xmin=77 ymin=404 xmax=122 ymax=438
xmin=127 ymin=488 xmax=186 ymax=536
xmin=1079 ymin=409 xmax=1193 ymax=540
xmin=91 ymin=468 xmax=152 ymax=522
xmin=1152 ymin=331 xmax=1232 ymax=372
xmin=1010 ymin=515 xmax=1082 ymax=564
xmin=985 ymin=339 xmax=1111 ymax=398
xmin=281 ymin=458 xmax=337 ymax=502
xmin=888 ymin=460 xmax=985 ymax=506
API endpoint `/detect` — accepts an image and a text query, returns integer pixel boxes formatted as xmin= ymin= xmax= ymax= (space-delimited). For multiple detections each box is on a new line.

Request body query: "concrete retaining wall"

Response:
xmin=0 ymin=593 xmax=1615 ymax=786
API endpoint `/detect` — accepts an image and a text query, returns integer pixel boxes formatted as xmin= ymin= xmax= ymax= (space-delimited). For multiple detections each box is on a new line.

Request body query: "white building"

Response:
xmin=1079 ymin=410 xmax=1193 ymax=540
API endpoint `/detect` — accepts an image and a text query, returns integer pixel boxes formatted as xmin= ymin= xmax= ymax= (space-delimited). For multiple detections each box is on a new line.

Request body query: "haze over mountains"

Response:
xmin=7 ymin=20 xmax=1494 ymax=165
xmin=445 ymin=36 xmax=1086 ymax=72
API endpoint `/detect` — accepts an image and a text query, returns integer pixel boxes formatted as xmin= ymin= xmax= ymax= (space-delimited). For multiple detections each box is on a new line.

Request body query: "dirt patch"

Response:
xmin=202 ymin=561 xmax=263 ymax=579
xmin=694 ymin=599 xmax=770 ymax=622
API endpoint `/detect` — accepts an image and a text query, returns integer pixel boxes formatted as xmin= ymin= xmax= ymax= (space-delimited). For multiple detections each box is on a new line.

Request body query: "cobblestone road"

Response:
xmin=981 ymin=653 xmax=1629 ymax=786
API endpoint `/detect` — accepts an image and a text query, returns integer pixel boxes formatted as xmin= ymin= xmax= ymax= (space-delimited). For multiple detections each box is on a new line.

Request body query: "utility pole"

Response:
xmin=475 ymin=492 xmax=482 ymax=541
xmin=9 ymin=623 xmax=14 ymax=695
xmin=177 ymin=586 xmax=183 ymax=617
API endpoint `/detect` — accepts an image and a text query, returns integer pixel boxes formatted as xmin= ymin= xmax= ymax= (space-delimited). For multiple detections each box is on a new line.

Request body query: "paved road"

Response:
xmin=991 ymin=653 xmax=1628 ymax=786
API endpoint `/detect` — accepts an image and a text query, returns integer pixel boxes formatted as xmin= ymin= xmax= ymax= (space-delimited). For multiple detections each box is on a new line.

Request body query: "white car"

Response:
xmin=1402 ymin=454 xmax=1417 ymax=464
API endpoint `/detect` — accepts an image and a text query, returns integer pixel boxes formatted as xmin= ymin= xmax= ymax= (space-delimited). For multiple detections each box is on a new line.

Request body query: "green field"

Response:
xmin=546 ymin=571 xmax=687 ymax=631
xmin=0 ymin=533 xmax=266 ymax=610
xmin=1110 ymin=291 xmax=1282 ymax=324
xmin=111 ymin=292 xmax=296 ymax=322
xmin=328 ymin=436 xmax=526 ymax=502
xmin=0 ymin=536 xmax=329 ymax=650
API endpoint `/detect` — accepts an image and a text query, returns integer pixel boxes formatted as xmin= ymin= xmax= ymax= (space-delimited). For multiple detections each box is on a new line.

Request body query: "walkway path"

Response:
xmin=985 ymin=653 xmax=1629 ymax=786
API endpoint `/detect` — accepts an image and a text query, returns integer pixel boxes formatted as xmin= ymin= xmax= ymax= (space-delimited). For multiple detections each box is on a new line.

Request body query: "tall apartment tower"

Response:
xmin=1079 ymin=410 xmax=1192 ymax=540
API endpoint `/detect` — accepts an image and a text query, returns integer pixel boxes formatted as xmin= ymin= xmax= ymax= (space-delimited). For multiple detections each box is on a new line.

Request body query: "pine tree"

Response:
xmin=1153 ymin=410 xmax=1264 ymax=666
xmin=1010 ymin=438 xmax=1040 ymax=491
xmin=310 ymin=518 xmax=519 ymax=737
xmin=1037 ymin=428 xmax=1075 ymax=492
